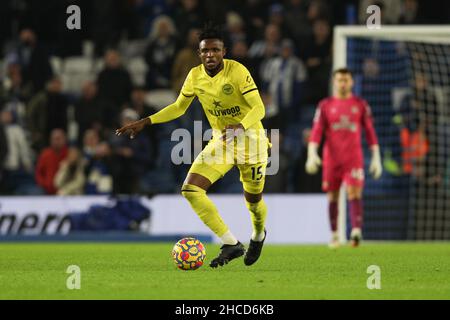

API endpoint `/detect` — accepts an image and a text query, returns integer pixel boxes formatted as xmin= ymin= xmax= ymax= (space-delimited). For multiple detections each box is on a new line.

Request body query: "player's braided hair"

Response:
xmin=198 ymin=22 xmax=224 ymax=42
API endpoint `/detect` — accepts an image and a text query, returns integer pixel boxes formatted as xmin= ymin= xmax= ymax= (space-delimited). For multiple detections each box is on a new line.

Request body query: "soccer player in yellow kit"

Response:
xmin=116 ymin=24 xmax=269 ymax=268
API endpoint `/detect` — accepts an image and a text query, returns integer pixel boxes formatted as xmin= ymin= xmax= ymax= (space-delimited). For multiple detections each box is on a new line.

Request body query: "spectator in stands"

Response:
xmin=259 ymin=91 xmax=279 ymax=131
xmin=236 ymin=0 xmax=267 ymax=42
xmin=230 ymin=40 xmax=259 ymax=84
xmin=129 ymin=86 xmax=159 ymax=163
xmin=399 ymin=72 xmax=442 ymax=238
xmin=173 ymin=0 xmax=204 ymax=42
xmin=0 ymin=109 xmax=33 ymax=173
xmin=133 ymin=0 xmax=173 ymax=37
xmin=249 ymin=23 xmax=282 ymax=86
xmin=171 ymin=28 xmax=203 ymax=125
xmin=285 ymin=0 xmax=311 ymax=44
xmin=267 ymin=3 xmax=291 ymax=40
xmin=27 ymin=76 xmax=68 ymax=152
xmin=74 ymin=81 xmax=105 ymax=144
xmin=301 ymin=18 xmax=332 ymax=104
xmin=307 ymin=0 xmax=331 ymax=22
xmin=96 ymin=49 xmax=133 ymax=129
xmin=0 ymin=123 xmax=6 ymax=185
xmin=144 ymin=15 xmax=178 ymax=89
xmin=0 ymin=63 xmax=26 ymax=103
xmin=399 ymin=0 xmax=424 ymax=24
xmin=0 ymin=63 xmax=33 ymax=127
xmin=225 ymin=12 xmax=247 ymax=47
xmin=35 ymin=128 xmax=68 ymax=195
xmin=5 ymin=28 xmax=53 ymax=95
xmin=109 ymin=108 xmax=152 ymax=194
xmin=261 ymin=39 xmax=307 ymax=131
xmin=171 ymin=28 xmax=201 ymax=94
xmin=83 ymin=129 xmax=113 ymax=195
xmin=130 ymin=86 xmax=155 ymax=119
xmin=54 ymin=147 xmax=86 ymax=195
xmin=249 ymin=23 xmax=281 ymax=63
xmin=399 ymin=72 xmax=439 ymax=180
xmin=0 ymin=109 xmax=39 ymax=195
xmin=91 ymin=0 xmax=124 ymax=56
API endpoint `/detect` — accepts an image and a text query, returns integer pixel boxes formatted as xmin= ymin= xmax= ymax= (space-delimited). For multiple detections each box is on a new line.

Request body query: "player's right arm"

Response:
xmin=305 ymin=100 xmax=327 ymax=174
xmin=147 ymin=91 xmax=195 ymax=125
xmin=116 ymin=70 xmax=196 ymax=139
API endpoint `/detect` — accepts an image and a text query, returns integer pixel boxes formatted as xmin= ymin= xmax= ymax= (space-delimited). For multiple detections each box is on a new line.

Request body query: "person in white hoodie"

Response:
xmin=0 ymin=109 xmax=38 ymax=194
xmin=1 ymin=110 xmax=33 ymax=173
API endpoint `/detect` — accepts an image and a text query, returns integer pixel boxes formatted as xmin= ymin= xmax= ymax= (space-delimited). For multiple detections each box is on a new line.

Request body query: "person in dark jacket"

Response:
xmin=96 ymin=49 xmax=132 ymax=129
xmin=109 ymin=108 xmax=152 ymax=194
xmin=7 ymin=28 xmax=53 ymax=95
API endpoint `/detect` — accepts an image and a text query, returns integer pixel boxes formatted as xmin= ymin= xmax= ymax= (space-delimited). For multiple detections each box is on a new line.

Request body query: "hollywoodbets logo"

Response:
xmin=208 ymin=106 xmax=242 ymax=117
xmin=208 ymin=100 xmax=242 ymax=117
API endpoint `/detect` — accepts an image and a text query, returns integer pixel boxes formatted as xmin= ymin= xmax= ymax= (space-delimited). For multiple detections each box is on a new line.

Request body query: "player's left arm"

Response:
xmin=240 ymin=89 xmax=265 ymax=130
xmin=362 ymin=100 xmax=382 ymax=179
xmin=237 ymin=64 xmax=265 ymax=130
xmin=222 ymin=64 xmax=265 ymax=138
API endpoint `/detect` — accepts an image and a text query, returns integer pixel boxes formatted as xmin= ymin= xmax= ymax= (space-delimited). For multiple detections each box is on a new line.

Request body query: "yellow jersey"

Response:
xmin=180 ymin=59 xmax=263 ymax=132
xmin=149 ymin=59 xmax=266 ymax=137
xmin=149 ymin=59 xmax=268 ymax=165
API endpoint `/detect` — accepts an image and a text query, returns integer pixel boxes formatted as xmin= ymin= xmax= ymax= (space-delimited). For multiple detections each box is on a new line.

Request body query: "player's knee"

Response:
xmin=327 ymin=191 xmax=339 ymax=202
xmin=181 ymin=184 xmax=205 ymax=201
xmin=347 ymin=187 xmax=362 ymax=200
xmin=348 ymin=193 xmax=362 ymax=201
xmin=181 ymin=187 xmax=195 ymax=200
xmin=244 ymin=191 xmax=262 ymax=203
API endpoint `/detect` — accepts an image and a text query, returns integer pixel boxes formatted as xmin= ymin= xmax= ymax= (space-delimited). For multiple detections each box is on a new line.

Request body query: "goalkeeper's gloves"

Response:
xmin=305 ymin=143 xmax=321 ymax=175
xmin=369 ymin=144 xmax=383 ymax=179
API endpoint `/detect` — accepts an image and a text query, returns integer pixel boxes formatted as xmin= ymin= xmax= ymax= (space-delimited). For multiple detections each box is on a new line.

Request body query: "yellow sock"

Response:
xmin=181 ymin=184 xmax=229 ymax=238
xmin=245 ymin=199 xmax=267 ymax=241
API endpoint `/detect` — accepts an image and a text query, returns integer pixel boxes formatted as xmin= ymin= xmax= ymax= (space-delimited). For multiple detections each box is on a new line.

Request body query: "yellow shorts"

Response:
xmin=188 ymin=136 xmax=269 ymax=194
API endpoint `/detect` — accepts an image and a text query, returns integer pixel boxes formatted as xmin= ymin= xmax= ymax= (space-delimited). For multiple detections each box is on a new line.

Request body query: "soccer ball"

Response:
xmin=172 ymin=237 xmax=206 ymax=270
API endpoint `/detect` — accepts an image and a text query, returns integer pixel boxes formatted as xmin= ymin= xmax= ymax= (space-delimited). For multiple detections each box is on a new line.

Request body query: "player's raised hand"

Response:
xmin=115 ymin=118 xmax=151 ymax=139
xmin=305 ymin=143 xmax=321 ymax=175
xmin=369 ymin=145 xmax=383 ymax=179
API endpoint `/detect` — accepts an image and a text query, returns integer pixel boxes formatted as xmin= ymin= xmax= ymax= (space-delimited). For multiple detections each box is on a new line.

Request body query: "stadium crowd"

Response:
xmin=0 ymin=0 xmax=448 ymax=196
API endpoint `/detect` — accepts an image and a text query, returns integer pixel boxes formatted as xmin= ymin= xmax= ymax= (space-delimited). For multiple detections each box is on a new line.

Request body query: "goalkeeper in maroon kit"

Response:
xmin=306 ymin=68 xmax=382 ymax=247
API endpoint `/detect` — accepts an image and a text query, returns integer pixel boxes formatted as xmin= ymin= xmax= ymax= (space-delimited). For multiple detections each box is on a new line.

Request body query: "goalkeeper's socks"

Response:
xmin=245 ymin=199 xmax=268 ymax=242
xmin=329 ymin=201 xmax=338 ymax=232
xmin=331 ymin=231 xmax=339 ymax=242
xmin=349 ymin=199 xmax=363 ymax=229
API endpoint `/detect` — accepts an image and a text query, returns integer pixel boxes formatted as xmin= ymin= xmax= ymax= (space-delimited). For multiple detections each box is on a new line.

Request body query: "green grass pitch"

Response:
xmin=0 ymin=242 xmax=449 ymax=299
